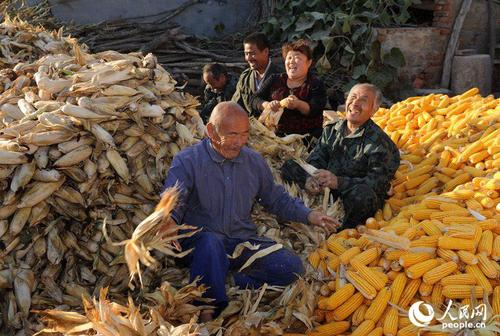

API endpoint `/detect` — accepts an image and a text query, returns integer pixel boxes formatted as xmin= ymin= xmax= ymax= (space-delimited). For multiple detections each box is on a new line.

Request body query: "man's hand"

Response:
xmin=305 ymin=176 xmax=321 ymax=195
xmin=307 ymin=210 xmax=340 ymax=235
xmin=314 ymin=169 xmax=338 ymax=189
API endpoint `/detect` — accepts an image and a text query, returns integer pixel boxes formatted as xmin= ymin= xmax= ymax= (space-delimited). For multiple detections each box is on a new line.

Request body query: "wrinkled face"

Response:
xmin=285 ymin=50 xmax=312 ymax=80
xmin=208 ymin=115 xmax=249 ymax=160
xmin=203 ymin=72 xmax=226 ymax=92
xmin=244 ymin=43 xmax=269 ymax=72
xmin=345 ymin=86 xmax=376 ymax=127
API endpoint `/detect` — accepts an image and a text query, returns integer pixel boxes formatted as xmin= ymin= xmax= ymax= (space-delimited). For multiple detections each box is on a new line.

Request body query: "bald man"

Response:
xmin=163 ymin=102 xmax=338 ymax=320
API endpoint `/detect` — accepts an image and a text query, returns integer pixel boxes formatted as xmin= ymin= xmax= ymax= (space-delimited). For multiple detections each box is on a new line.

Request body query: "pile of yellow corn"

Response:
xmin=307 ymin=88 xmax=500 ymax=336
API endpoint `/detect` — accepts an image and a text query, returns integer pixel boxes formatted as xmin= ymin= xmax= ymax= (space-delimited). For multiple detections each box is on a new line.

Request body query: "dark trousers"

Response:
xmin=180 ymin=231 xmax=305 ymax=314
xmin=281 ymin=159 xmax=382 ymax=228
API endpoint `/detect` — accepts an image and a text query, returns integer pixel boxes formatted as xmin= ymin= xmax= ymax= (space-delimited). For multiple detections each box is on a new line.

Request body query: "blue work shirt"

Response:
xmin=163 ymin=138 xmax=312 ymax=241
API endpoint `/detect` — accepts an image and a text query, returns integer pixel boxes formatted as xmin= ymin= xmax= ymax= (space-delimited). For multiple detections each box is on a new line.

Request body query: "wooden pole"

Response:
xmin=440 ymin=0 xmax=473 ymax=89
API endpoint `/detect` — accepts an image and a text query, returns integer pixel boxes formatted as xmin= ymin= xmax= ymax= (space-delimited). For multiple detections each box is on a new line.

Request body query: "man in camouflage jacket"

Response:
xmin=282 ymin=83 xmax=400 ymax=228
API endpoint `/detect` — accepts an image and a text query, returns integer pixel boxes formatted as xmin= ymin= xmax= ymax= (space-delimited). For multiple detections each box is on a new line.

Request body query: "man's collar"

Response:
xmin=336 ymin=118 xmax=373 ymax=138
xmin=254 ymin=59 xmax=272 ymax=78
xmin=204 ymin=138 xmax=243 ymax=163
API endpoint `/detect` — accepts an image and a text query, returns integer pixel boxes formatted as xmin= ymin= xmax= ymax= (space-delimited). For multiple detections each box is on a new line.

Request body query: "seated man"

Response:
xmin=163 ymin=102 xmax=338 ymax=321
xmin=200 ymin=63 xmax=237 ymax=123
xmin=282 ymin=83 xmax=400 ymax=228
xmin=232 ymin=32 xmax=278 ymax=116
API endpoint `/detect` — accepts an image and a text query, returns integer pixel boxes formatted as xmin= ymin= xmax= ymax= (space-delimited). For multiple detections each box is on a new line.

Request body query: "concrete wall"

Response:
xmin=28 ymin=0 xmax=261 ymax=37
xmin=376 ymin=27 xmax=448 ymax=87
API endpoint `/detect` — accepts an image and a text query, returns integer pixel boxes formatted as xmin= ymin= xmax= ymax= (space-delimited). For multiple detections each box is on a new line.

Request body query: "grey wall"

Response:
xmin=28 ymin=0 xmax=262 ymax=37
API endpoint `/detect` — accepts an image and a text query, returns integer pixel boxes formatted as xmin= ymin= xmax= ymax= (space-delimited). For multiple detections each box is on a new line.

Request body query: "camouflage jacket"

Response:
xmin=307 ymin=118 xmax=400 ymax=201
xmin=231 ymin=61 xmax=279 ymax=116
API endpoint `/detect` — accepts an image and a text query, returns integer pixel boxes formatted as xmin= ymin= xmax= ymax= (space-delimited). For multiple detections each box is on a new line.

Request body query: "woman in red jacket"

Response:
xmin=251 ymin=39 xmax=326 ymax=140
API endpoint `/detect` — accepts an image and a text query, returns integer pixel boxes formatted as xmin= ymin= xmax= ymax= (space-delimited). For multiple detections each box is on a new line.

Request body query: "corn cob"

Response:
xmin=493 ymin=286 xmax=500 ymax=317
xmin=340 ymin=246 xmax=361 ymax=265
xmin=465 ymin=265 xmax=493 ymax=294
xmin=423 ymin=261 xmax=458 ymax=285
xmin=399 ymin=279 xmax=422 ymax=308
xmin=306 ymin=321 xmax=350 ymax=336
xmin=345 ymin=270 xmax=377 ymax=299
xmin=438 ymin=236 xmax=475 ymax=251
xmin=367 ymin=327 xmax=383 ymax=336
xmin=457 ymin=250 xmax=479 ymax=265
xmin=332 ymin=292 xmax=364 ymax=321
xmin=477 ymin=230 xmax=493 ymax=256
xmin=441 ymin=274 xmax=477 ymax=286
xmin=317 ymin=283 xmax=355 ymax=310
xmin=351 ymin=304 xmax=368 ymax=327
xmin=436 ymin=248 xmax=459 ymax=262
xmin=419 ymin=282 xmax=434 ymax=296
xmin=351 ymin=320 xmax=375 ymax=336
xmin=364 ymin=287 xmax=391 ymax=323
xmin=397 ymin=324 xmax=419 ymax=336
xmin=350 ymin=259 xmax=387 ymax=291
xmin=383 ymin=307 xmax=399 ymax=336
xmin=431 ymin=283 xmax=444 ymax=306
xmin=326 ymin=236 xmax=347 ymax=255
xmin=477 ymin=254 xmax=499 ymax=279
xmin=406 ymin=259 xmax=440 ymax=279
xmin=493 ymin=236 xmax=500 ymax=261
xmin=399 ymin=252 xmax=434 ymax=267
xmin=442 ymin=285 xmax=484 ymax=299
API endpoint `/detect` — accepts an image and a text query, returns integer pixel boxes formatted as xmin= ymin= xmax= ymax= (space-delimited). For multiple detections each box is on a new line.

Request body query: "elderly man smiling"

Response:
xmin=163 ymin=102 xmax=339 ymax=321
xmin=282 ymin=83 xmax=400 ymax=228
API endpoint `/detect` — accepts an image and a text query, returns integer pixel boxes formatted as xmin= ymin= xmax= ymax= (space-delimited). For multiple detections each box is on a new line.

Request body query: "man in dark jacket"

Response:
xmin=232 ymin=32 xmax=278 ymax=116
xmin=282 ymin=83 xmax=400 ymax=228
xmin=200 ymin=63 xmax=237 ymax=123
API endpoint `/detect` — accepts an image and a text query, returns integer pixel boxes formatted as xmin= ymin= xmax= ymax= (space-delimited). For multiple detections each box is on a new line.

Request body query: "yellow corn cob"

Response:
xmin=327 ymin=255 xmax=340 ymax=271
xmin=493 ymin=286 xmax=500 ymax=316
xmin=339 ymin=246 xmax=361 ymax=265
xmin=457 ymin=250 xmax=479 ymax=265
xmin=399 ymin=252 xmax=434 ymax=268
xmin=406 ymin=259 xmax=440 ymax=279
xmin=351 ymin=304 xmax=368 ymax=327
xmin=431 ymin=283 xmax=444 ymax=306
xmin=438 ymin=236 xmax=475 ymax=251
xmin=383 ymin=307 xmax=399 ymax=336
xmin=445 ymin=225 xmax=476 ymax=239
xmin=423 ymin=261 xmax=458 ymax=285
xmin=308 ymin=251 xmax=321 ymax=268
xmin=443 ymin=172 xmax=471 ymax=191
xmin=390 ymin=273 xmax=407 ymax=305
xmin=367 ymin=327 xmax=383 ymax=336
xmin=306 ymin=321 xmax=351 ymax=336
xmin=441 ymin=216 xmax=477 ymax=225
xmin=477 ymin=230 xmax=493 ymax=256
xmin=385 ymin=250 xmax=407 ymax=261
xmin=493 ymin=236 xmax=500 ymax=261
xmin=364 ymin=287 xmax=390 ymax=323
xmin=440 ymin=274 xmax=477 ymax=286
xmin=466 ymin=198 xmax=483 ymax=211
xmin=436 ymin=248 xmax=459 ymax=262
xmin=465 ymin=265 xmax=493 ymax=294
xmin=442 ymin=285 xmax=484 ymax=299
xmin=351 ymin=320 xmax=375 ymax=336
xmin=326 ymin=236 xmax=347 ymax=255
xmin=477 ymin=254 xmax=499 ymax=279
xmin=430 ymin=209 xmax=469 ymax=220
xmin=397 ymin=324 xmax=419 ymax=336
xmin=398 ymin=316 xmax=412 ymax=329
xmin=405 ymin=174 xmax=431 ymax=190
xmin=409 ymin=208 xmax=437 ymax=221
xmin=350 ymin=259 xmax=388 ymax=291
xmin=345 ymin=270 xmax=377 ymax=299
xmin=420 ymin=220 xmax=443 ymax=236
xmin=353 ymin=247 xmax=380 ymax=265
xmin=317 ymin=283 xmax=355 ymax=310
xmin=383 ymin=202 xmax=393 ymax=221
xmin=419 ymin=282 xmax=434 ymax=296
xmin=410 ymin=236 xmax=439 ymax=249
xmin=399 ymin=278 xmax=422 ymax=308
xmin=332 ymin=292 xmax=364 ymax=321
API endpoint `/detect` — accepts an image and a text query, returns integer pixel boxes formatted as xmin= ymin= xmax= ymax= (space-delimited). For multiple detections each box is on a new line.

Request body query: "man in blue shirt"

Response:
xmin=163 ymin=102 xmax=338 ymax=321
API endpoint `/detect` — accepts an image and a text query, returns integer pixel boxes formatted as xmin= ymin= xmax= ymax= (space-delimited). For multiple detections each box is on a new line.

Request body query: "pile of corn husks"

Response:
xmin=0 ymin=18 xmax=337 ymax=335
xmin=308 ymin=89 xmax=500 ymax=336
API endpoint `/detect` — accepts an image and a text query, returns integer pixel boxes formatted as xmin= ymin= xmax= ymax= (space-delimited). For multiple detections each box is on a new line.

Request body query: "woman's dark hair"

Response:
xmin=281 ymin=39 xmax=312 ymax=60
